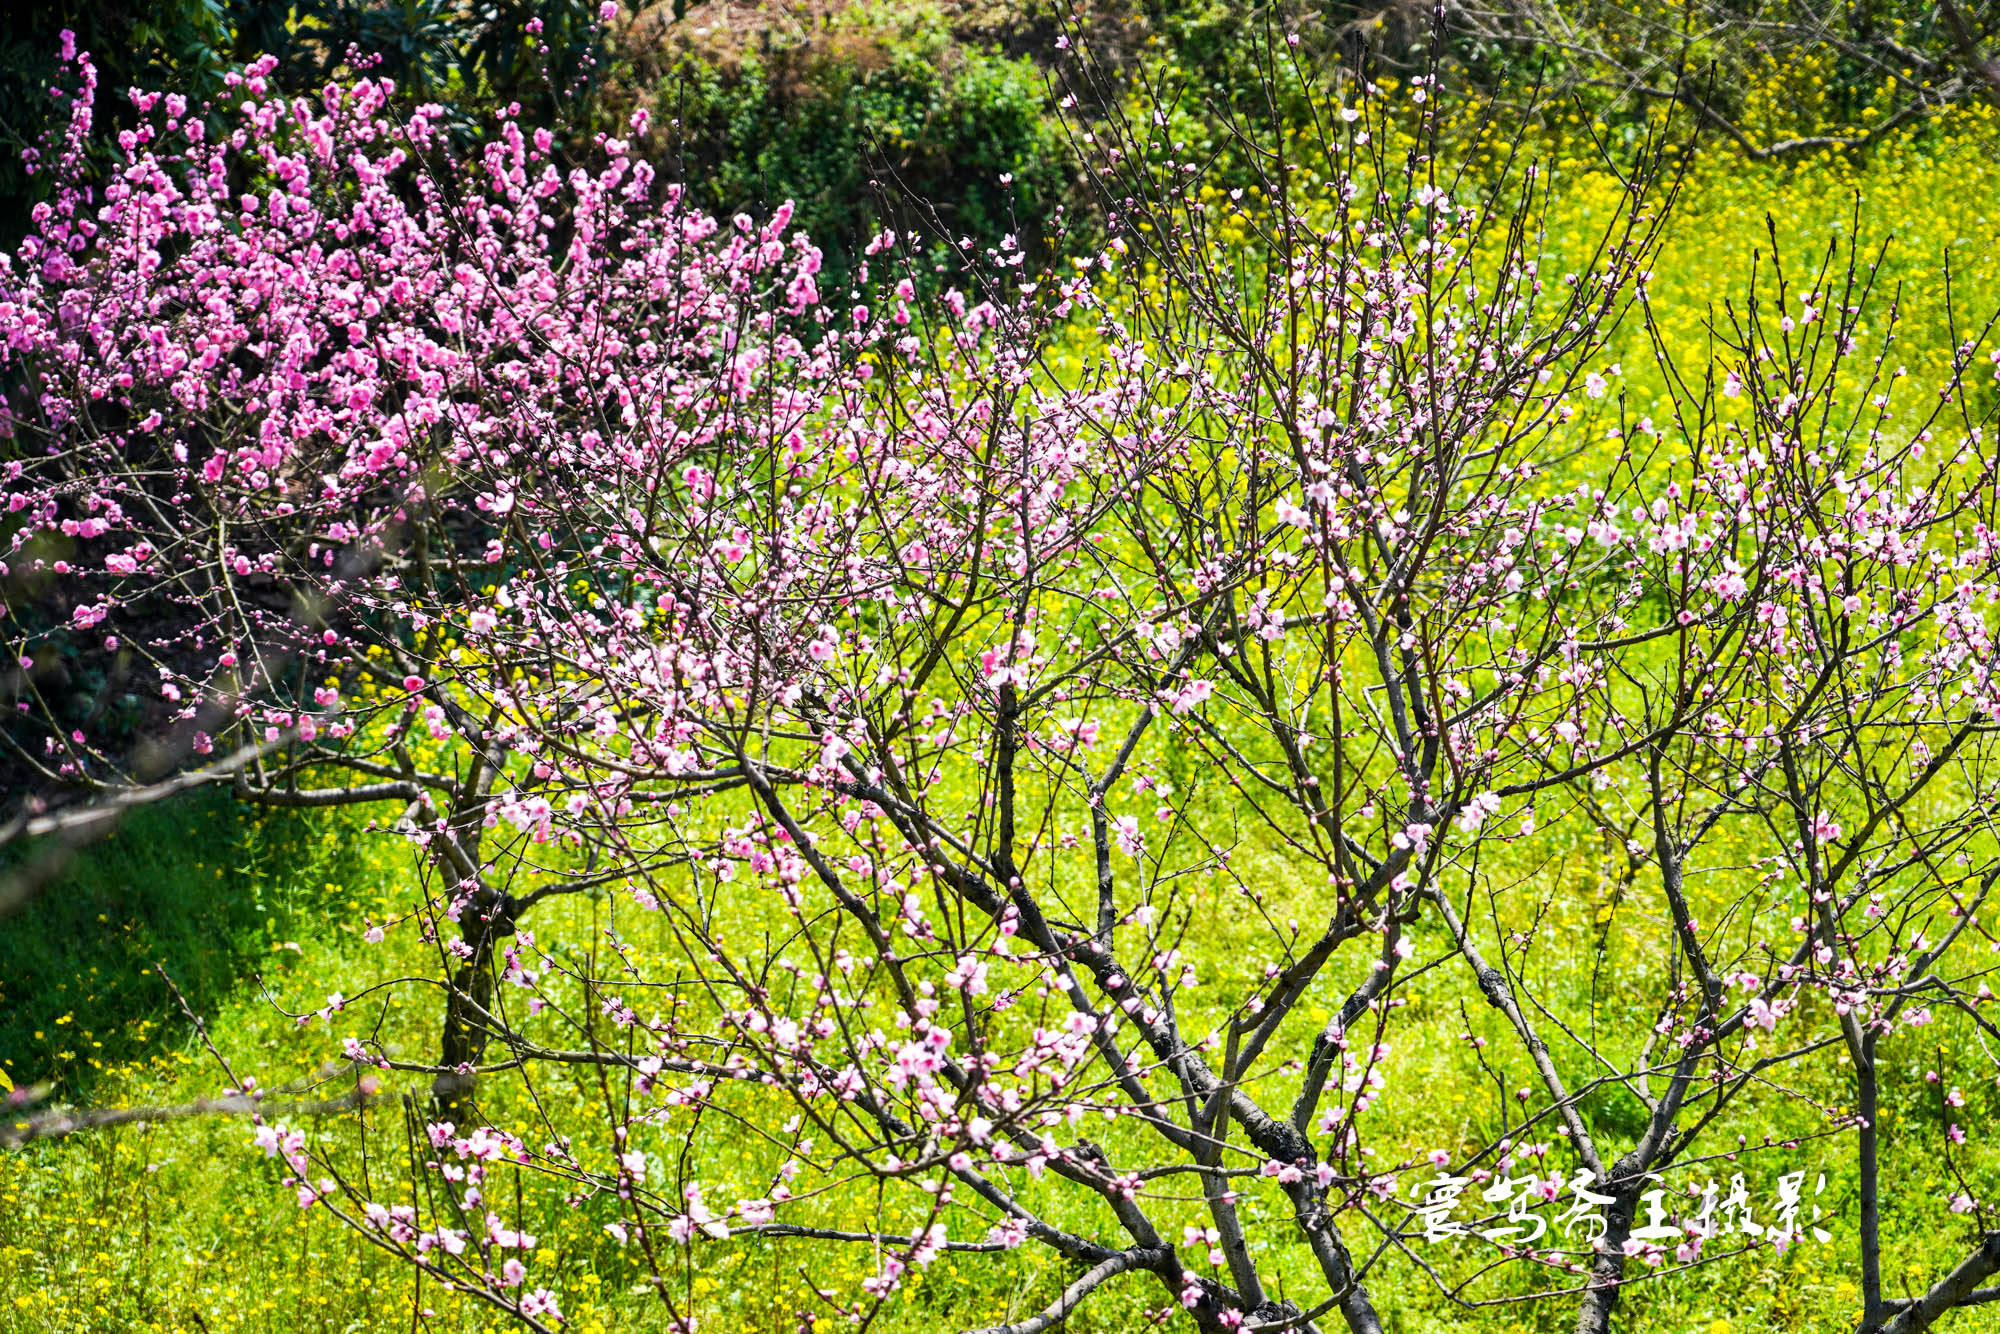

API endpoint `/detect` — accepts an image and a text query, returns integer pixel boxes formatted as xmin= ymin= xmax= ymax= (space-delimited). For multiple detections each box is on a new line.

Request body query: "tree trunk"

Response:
xmin=1857 ymin=1037 xmax=1885 ymax=1332
xmin=428 ymin=823 xmax=505 ymax=1123
xmin=1575 ymin=1182 xmax=1637 ymax=1334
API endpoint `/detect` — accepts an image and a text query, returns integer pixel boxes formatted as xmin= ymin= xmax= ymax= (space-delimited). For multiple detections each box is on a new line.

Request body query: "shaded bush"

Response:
xmin=618 ymin=0 xmax=1075 ymax=284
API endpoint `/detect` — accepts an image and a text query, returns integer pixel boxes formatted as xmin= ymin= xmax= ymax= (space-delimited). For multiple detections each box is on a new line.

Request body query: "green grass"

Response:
xmin=6 ymin=779 xmax=1996 ymax=1333
xmin=0 ymin=793 xmax=379 ymax=1098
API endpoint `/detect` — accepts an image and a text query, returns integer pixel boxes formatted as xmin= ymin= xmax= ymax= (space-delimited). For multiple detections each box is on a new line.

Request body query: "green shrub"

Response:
xmin=623 ymin=1 xmax=1073 ymax=285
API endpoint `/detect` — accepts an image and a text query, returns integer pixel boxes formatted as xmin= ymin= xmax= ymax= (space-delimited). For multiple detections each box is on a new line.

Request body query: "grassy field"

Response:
xmin=4 ymin=104 xmax=2000 ymax=1334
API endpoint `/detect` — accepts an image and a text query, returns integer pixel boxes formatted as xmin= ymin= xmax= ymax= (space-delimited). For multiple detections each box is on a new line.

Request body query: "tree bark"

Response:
xmin=1882 ymin=1234 xmax=2000 ymax=1334
xmin=1575 ymin=1175 xmax=1638 ymax=1334
xmin=1857 ymin=1033 xmax=1884 ymax=1332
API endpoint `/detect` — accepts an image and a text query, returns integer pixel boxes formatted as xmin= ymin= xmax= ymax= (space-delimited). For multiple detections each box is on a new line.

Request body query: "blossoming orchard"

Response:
xmin=5 ymin=12 xmax=2000 ymax=1334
